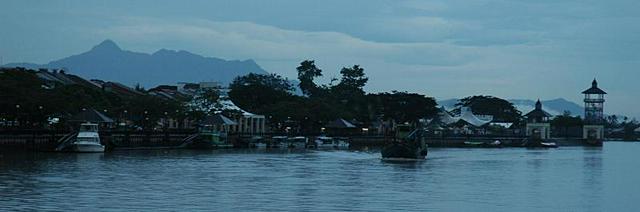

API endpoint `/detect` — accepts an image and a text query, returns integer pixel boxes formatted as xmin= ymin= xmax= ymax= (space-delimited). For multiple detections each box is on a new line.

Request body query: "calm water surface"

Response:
xmin=1 ymin=142 xmax=639 ymax=211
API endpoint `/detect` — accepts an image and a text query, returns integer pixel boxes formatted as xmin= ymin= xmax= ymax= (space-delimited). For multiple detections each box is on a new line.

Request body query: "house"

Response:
xmin=103 ymin=82 xmax=144 ymax=97
xmin=149 ymin=85 xmax=188 ymax=101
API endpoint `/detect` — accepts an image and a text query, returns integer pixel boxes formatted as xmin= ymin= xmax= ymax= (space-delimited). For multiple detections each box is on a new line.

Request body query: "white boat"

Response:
xmin=333 ymin=137 xmax=350 ymax=149
xmin=314 ymin=136 xmax=349 ymax=149
xmin=287 ymin=136 xmax=308 ymax=149
xmin=315 ymin=136 xmax=334 ymax=149
xmin=69 ymin=123 xmax=105 ymax=153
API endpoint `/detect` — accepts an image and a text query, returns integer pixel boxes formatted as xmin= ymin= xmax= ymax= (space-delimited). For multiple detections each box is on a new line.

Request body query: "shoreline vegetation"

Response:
xmin=1 ymin=60 xmax=639 ymax=141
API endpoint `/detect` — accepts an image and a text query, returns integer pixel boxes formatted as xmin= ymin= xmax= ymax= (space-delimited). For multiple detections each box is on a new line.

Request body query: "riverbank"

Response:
xmin=0 ymin=130 xmax=612 ymax=152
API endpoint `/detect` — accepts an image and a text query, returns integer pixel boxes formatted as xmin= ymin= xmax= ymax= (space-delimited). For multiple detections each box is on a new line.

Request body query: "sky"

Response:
xmin=1 ymin=0 xmax=639 ymax=118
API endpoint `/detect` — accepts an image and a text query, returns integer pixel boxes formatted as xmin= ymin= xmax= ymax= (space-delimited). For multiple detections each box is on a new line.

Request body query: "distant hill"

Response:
xmin=438 ymin=98 xmax=584 ymax=116
xmin=2 ymin=40 xmax=268 ymax=87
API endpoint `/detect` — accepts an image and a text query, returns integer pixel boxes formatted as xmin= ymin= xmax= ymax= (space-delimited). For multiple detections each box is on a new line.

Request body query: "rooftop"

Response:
xmin=582 ymin=79 xmax=607 ymax=94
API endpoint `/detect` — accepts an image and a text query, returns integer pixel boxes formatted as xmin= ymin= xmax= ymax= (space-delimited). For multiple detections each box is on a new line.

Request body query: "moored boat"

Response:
xmin=68 ymin=123 xmax=105 ymax=153
xmin=287 ymin=136 xmax=308 ymax=149
xmin=463 ymin=140 xmax=502 ymax=148
xmin=271 ymin=136 xmax=288 ymax=148
xmin=248 ymin=136 xmax=267 ymax=148
xmin=189 ymin=131 xmax=233 ymax=149
xmin=313 ymin=136 xmax=348 ymax=149
xmin=522 ymin=138 xmax=558 ymax=148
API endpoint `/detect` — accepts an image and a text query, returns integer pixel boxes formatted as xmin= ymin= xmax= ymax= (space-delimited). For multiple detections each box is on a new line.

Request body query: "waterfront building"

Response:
xmin=431 ymin=107 xmax=493 ymax=127
xmin=325 ymin=118 xmax=358 ymax=135
xmin=217 ymin=97 xmax=266 ymax=134
xmin=582 ymin=79 xmax=606 ymax=140
xmin=525 ymin=100 xmax=552 ymax=140
xmin=199 ymin=114 xmax=237 ymax=132
xmin=426 ymin=107 xmax=494 ymax=135
xmin=451 ymin=107 xmax=493 ymax=128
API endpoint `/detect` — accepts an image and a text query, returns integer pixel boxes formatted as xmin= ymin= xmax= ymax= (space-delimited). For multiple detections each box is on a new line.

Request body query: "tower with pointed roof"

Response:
xmin=525 ymin=99 xmax=552 ymax=140
xmin=582 ymin=79 xmax=606 ymax=124
xmin=582 ymin=79 xmax=606 ymax=142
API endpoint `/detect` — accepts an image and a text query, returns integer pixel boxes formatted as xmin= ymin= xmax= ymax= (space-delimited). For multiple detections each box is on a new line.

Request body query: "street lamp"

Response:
xmin=143 ymin=110 xmax=148 ymax=130
xmin=38 ymin=106 xmax=44 ymax=127
xmin=164 ymin=111 xmax=168 ymax=130
xmin=15 ymin=104 xmax=20 ymax=127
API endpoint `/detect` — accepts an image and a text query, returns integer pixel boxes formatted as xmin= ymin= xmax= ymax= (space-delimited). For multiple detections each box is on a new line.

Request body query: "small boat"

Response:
xmin=248 ymin=136 xmax=267 ymax=148
xmin=487 ymin=140 xmax=502 ymax=147
xmin=189 ymin=131 xmax=233 ymax=149
xmin=271 ymin=136 xmax=288 ymax=148
xmin=585 ymin=139 xmax=603 ymax=147
xmin=463 ymin=141 xmax=485 ymax=147
xmin=523 ymin=138 xmax=558 ymax=148
xmin=381 ymin=124 xmax=427 ymax=160
xmin=314 ymin=136 xmax=335 ymax=149
xmin=539 ymin=142 xmax=558 ymax=148
xmin=287 ymin=136 xmax=308 ymax=149
xmin=68 ymin=123 xmax=105 ymax=153
xmin=313 ymin=136 xmax=348 ymax=149
xmin=463 ymin=140 xmax=502 ymax=148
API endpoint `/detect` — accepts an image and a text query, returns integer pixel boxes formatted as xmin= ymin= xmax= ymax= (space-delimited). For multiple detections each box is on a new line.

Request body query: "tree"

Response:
xmin=455 ymin=95 xmax=522 ymax=123
xmin=296 ymin=60 xmax=323 ymax=97
xmin=229 ymin=73 xmax=295 ymax=115
xmin=192 ymin=88 xmax=221 ymax=114
xmin=368 ymin=91 xmax=438 ymax=123
xmin=551 ymin=112 xmax=583 ymax=137
xmin=336 ymin=65 xmax=368 ymax=94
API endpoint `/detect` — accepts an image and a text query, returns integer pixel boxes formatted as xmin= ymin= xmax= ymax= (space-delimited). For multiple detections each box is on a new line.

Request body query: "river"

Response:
xmin=1 ymin=142 xmax=638 ymax=211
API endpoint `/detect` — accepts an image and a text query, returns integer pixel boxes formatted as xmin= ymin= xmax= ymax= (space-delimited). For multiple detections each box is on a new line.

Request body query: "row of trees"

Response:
xmin=229 ymin=60 xmax=439 ymax=133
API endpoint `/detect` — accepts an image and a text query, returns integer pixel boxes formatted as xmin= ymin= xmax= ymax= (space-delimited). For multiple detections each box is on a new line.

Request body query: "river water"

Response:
xmin=1 ymin=142 xmax=638 ymax=211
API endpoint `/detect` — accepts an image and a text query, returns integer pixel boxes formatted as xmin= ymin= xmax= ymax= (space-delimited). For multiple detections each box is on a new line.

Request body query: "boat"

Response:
xmin=271 ymin=136 xmax=288 ymax=148
xmin=463 ymin=140 xmax=502 ymax=148
xmin=539 ymin=142 xmax=558 ymax=148
xmin=248 ymin=136 xmax=267 ymax=148
xmin=381 ymin=124 xmax=428 ymax=160
xmin=585 ymin=139 xmax=603 ymax=147
xmin=287 ymin=136 xmax=308 ymax=149
xmin=522 ymin=138 xmax=558 ymax=148
xmin=313 ymin=136 xmax=348 ymax=149
xmin=188 ymin=131 xmax=233 ymax=149
xmin=314 ymin=136 xmax=334 ymax=149
xmin=68 ymin=123 xmax=105 ymax=153
xmin=333 ymin=137 xmax=350 ymax=149
xmin=463 ymin=141 xmax=485 ymax=147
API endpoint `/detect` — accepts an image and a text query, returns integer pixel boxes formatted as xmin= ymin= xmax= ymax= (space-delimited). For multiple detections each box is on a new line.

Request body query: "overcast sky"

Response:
xmin=1 ymin=0 xmax=638 ymax=118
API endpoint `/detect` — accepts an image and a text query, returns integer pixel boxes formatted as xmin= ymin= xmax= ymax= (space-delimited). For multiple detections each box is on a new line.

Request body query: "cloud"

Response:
xmin=96 ymin=17 xmax=480 ymax=68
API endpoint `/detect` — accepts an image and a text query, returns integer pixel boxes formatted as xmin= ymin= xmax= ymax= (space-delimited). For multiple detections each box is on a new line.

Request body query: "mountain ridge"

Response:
xmin=2 ymin=39 xmax=268 ymax=87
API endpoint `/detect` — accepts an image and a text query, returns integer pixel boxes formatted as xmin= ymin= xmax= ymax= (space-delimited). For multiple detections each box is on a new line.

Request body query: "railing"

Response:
xmin=584 ymin=98 xmax=605 ymax=103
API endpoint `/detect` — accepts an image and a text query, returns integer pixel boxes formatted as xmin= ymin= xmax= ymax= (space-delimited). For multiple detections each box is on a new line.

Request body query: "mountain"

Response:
xmin=2 ymin=40 xmax=268 ymax=87
xmin=437 ymin=98 xmax=584 ymax=116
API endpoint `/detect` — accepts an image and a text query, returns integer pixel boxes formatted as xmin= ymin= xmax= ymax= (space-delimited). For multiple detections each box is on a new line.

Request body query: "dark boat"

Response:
xmin=522 ymin=138 xmax=558 ymax=148
xmin=381 ymin=124 xmax=428 ymax=160
xmin=585 ymin=139 xmax=603 ymax=147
